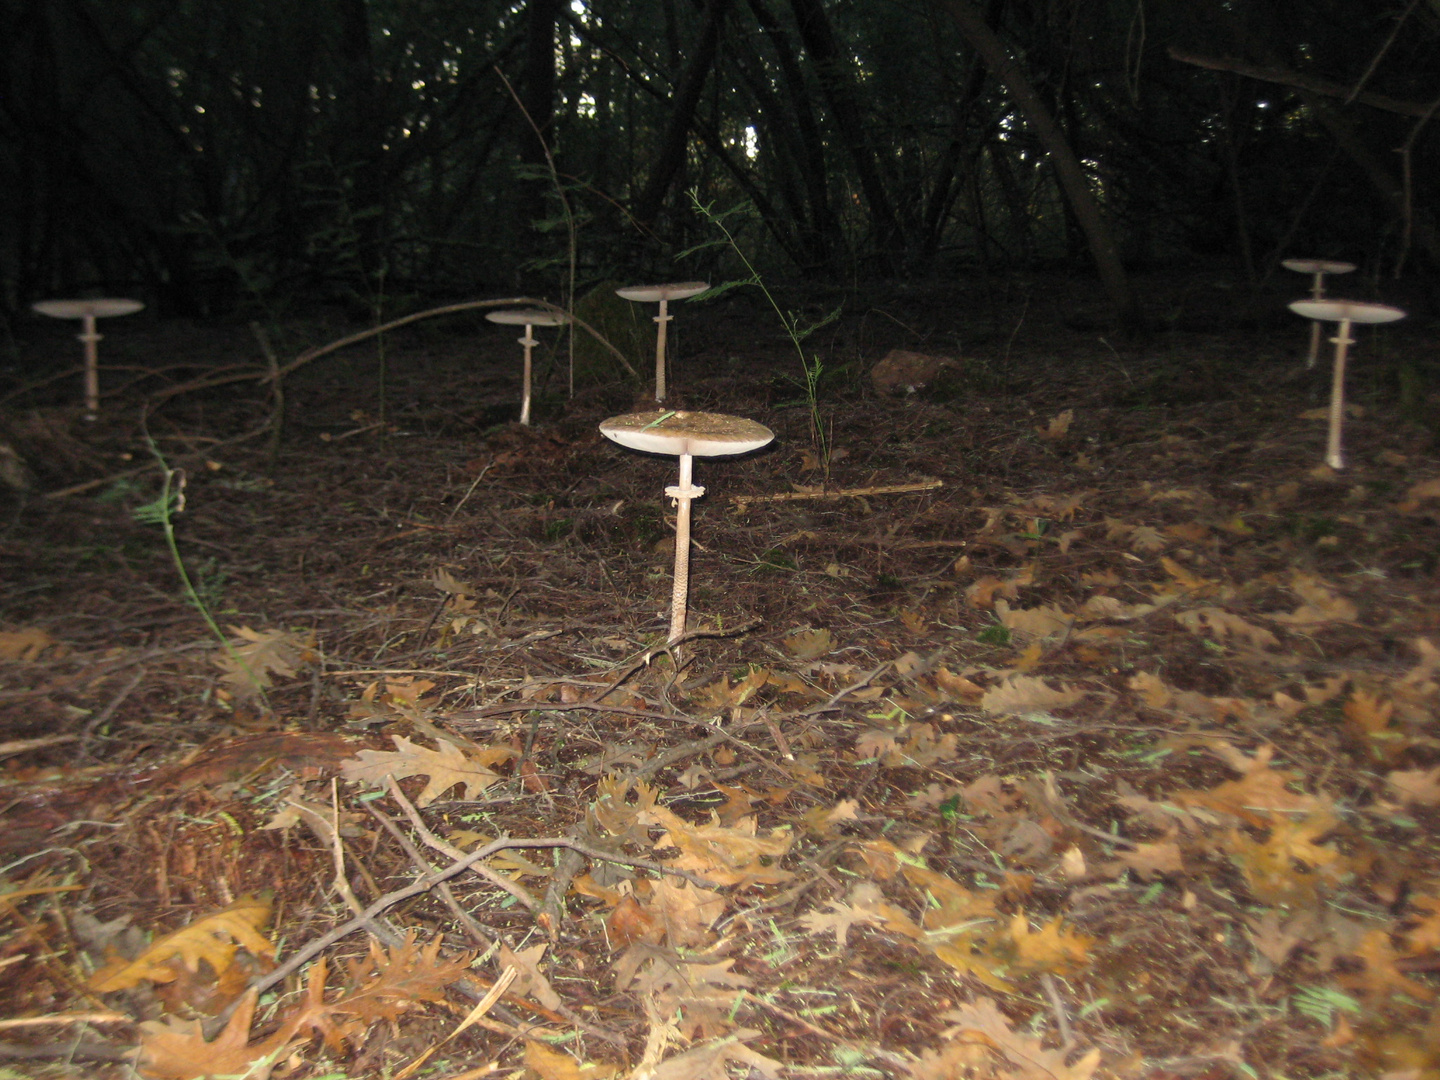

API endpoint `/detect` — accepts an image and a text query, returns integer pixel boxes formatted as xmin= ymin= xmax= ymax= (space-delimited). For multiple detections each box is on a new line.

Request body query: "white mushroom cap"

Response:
xmin=600 ymin=410 xmax=773 ymax=457
xmin=1288 ymin=299 xmax=1406 ymax=324
xmin=486 ymin=309 xmax=570 ymax=326
xmin=33 ymin=298 xmax=144 ymax=319
xmin=1281 ymin=259 xmax=1356 ymax=276
xmin=615 ymin=282 xmax=710 ymax=303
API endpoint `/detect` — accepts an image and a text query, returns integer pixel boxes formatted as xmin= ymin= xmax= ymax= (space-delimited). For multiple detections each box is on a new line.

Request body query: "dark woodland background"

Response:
xmin=2 ymin=0 xmax=1438 ymax=328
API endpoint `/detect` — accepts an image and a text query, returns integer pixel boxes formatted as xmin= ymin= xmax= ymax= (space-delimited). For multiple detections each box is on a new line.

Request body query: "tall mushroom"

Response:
xmin=486 ymin=309 xmax=570 ymax=426
xmin=32 ymin=298 xmax=145 ymax=420
xmin=600 ymin=410 xmax=773 ymax=644
xmin=1282 ymin=259 xmax=1356 ymax=369
xmin=614 ymin=282 xmax=709 ymax=403
xmin=1287 ymin=298 xmax=1405 ymax=470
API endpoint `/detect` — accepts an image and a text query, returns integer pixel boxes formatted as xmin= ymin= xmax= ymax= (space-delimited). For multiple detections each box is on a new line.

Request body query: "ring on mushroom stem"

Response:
xmin=1281 ymin=259 xmax=1355 ymax=370
xmin=486 ymin=309 xmax=570 ymax=426
xmin=32 ymin=298 xmax=145 ymax=420
xmin=599 ymin=410 xmax=773 ymax=647
xmin=615 ymin=282 xmax=709 ymax=404
xmin=1287 ymin=298 xmax=1405 ymax=471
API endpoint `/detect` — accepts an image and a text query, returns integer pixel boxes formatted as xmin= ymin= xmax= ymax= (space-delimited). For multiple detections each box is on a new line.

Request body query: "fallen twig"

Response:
xmin=730 ymin=478 xmax=942 ymax=511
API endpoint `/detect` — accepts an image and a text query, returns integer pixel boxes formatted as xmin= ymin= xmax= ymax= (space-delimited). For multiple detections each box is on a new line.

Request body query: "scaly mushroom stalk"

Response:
xmin=486 ymin=309 xmax=570 ymax=425
xmin=615 ymin=282 xmax=709 ymax=402
xmin=1282 ymin=259 xmax=1355 ymax=369
xmin=599 ymin=409 xmax=773 ymax=646
xmin=666 ymin=451 xmax=702 ymax=643
xmin=32 ymin=298 xmax=144 ymax=419
xmin=1288 ymin=298 xmax=1406 ymax=470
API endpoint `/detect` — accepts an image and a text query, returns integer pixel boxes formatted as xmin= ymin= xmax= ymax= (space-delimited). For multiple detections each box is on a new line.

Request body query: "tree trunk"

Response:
xmin=788 ymin=0 xmax=903 ymax=268
xmin=516 ymin=0 xmax=560 ymax=230
xmin=937 ymin=0 xmax=1140 ymax=330
xmin=746 ymin=0 xmax=844 ymax=271
xmin=632 ymin=0 xmax=733 ymax=227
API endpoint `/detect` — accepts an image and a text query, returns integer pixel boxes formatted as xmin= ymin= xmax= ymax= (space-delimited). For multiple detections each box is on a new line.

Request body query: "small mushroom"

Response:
xmin=1287 ymin=298 xmax=1405 ymax=470
xmin=32 ymin=297 xmax=145 ymax=419
xmin=614 ymin=282 xmax=709 ymax=403
xmin=600 ymin=410 xmax=773 ymax=644
xmin=1282 ymin=259 xmax=1356 ymax=368
xmin=486 ymin=309 xmax=570 ymax=426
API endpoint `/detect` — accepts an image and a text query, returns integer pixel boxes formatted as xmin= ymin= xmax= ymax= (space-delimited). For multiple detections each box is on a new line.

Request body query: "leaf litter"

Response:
xmin=2 ymin=286 xmax=1439 ymax=1078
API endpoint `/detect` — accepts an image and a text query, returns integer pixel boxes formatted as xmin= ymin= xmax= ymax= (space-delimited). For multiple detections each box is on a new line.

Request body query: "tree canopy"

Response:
xmin=2 ymin=0 xmax=1437 ymax=320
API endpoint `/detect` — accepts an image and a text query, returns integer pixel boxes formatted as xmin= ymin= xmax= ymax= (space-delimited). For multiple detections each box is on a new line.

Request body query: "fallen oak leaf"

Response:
xmin=799 ymin=896 xmax=886 ymax=947
xmin=649 ymin=1029 xmax=782 ymax=1080
xmin=1388 ymin=766 xmax=1440 ymax=807
xmin=980 ymin=675 xmax=1086 ymax=716
xmin=1174 ymin=607 xmax=1279 ymax=650
xmin=89 ymin=895 xmax=274 ymax=992
xmin=139 ymin=988 xmax=288 ymax=1080
xmin=214 ymin=626 xmax=314 ymax=703
xmin=341 ymin=735 xmax=513 ymax=807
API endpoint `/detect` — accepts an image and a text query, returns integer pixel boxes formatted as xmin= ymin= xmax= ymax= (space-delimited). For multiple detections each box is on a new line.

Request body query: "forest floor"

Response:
xmin=2 ymin=275 xmax=1440 ymax=1080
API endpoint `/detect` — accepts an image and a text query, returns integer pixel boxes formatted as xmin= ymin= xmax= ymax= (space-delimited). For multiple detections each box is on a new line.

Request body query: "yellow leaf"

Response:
xmin=90 ymin=895 xmax=274 ymax=992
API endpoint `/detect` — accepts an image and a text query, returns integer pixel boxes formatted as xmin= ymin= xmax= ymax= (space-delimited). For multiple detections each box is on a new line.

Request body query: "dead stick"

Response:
xmin=367 ymin=804 xmax=496 ymax=949
xmin=384 ymin=776 xmax=541 ymax=912
xmin=731 ymin=479 xmax=942 ymax=511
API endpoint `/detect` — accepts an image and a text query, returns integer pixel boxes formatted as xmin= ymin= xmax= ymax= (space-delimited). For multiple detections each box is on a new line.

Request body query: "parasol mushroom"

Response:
xmin=1287 ymin=298 xmax=1405 ymax=470
xmin=614 ymin=282 xmax=709 ymax=403
xmin=486 ymin=308 xmax=570 ymax=426
xmin=32 ymin=297 xmax=145 ymax=419
xmin=600 ymin=410 xmax=773 ymax=644
xmin=1282 ymin=259 xmax=1356 ymax=369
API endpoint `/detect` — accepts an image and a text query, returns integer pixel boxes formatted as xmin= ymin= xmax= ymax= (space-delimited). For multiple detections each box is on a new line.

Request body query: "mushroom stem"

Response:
xmin=518 ymin=323 xmax=537 ymax=426
xmin=1326 ymin=317 xmax=1355 ymax=470
xmin=653 ymin=299 xmax=673 ymax=402
xmin=79 ymin=315 xmax=102 ymax=420
xmin=1305 ymin=272 xmax=1328 ymax=369
xmin=664 ymin=451 xmax=704 ymax=644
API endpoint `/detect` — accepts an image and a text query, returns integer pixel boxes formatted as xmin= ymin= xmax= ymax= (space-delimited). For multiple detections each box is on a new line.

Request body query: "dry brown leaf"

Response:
xmin=0 ymin=627 xmax=61 ymax=662
xmin=500 ymin=943 xmax=562 ymax=1010
xmin=1174 ymin=607 xmax=1279 ymax=650
xmin=139 ymin=989 xmax=286 ymax=1080
xmin=1398 ymin=477 xmax=1440 ymax=512
xmin=782 ymin=628 xmax=834 ymax=659
xmin=980 ymin=675 xmax=1086 ymax=716
xmin=799 ymin=797 xmax=860 ymax=836
xmin=341 ymin=735 xmax=511 ymax=807
xmin=995 ymin=599 xmax=1073 ymax=639
xmin=524 ymin=1040 xmax=619 ymax=1080
xmin=1267 ymin=572 xmax=1359 ymax=625
xmin=799 ymin=896 xmax=886 ymax=947
xmin=642 ymin=807 xmax=794 ymax=888
xmin=1104 ymin=840 xmax=1185 ymax=881
xmin=1035 ymin=409 xmax=1073 ymax=441
xmin=1160 ymin=556 xmax=1218 ymax=595
xmin=649 ymin=1030 xmax=781 ymax=1080
xmin=934 ymin=667 xmax=985 ymax=699
xmin=1342 ymin=929 xmax=1437 ymax=1001
xmin=1006 ymin=912 xmax=1092 ymax=975
xmin=1245 ymin=909 xmax=1320 ymax=973
xmin=214 ymin=626 xmax=314 ymax=702
xmin=328 ymin=933 xmax=473 ymax=1027
xmin=646 ymin=878 xmax=728 ymax=948
xmin=1386 ymin=766 xmax=1440 ymax=807
xmin=89 ymin=895 xmax=274 ymax=992
xmin=927 ymin=997 xmax=1101 ymax=1080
